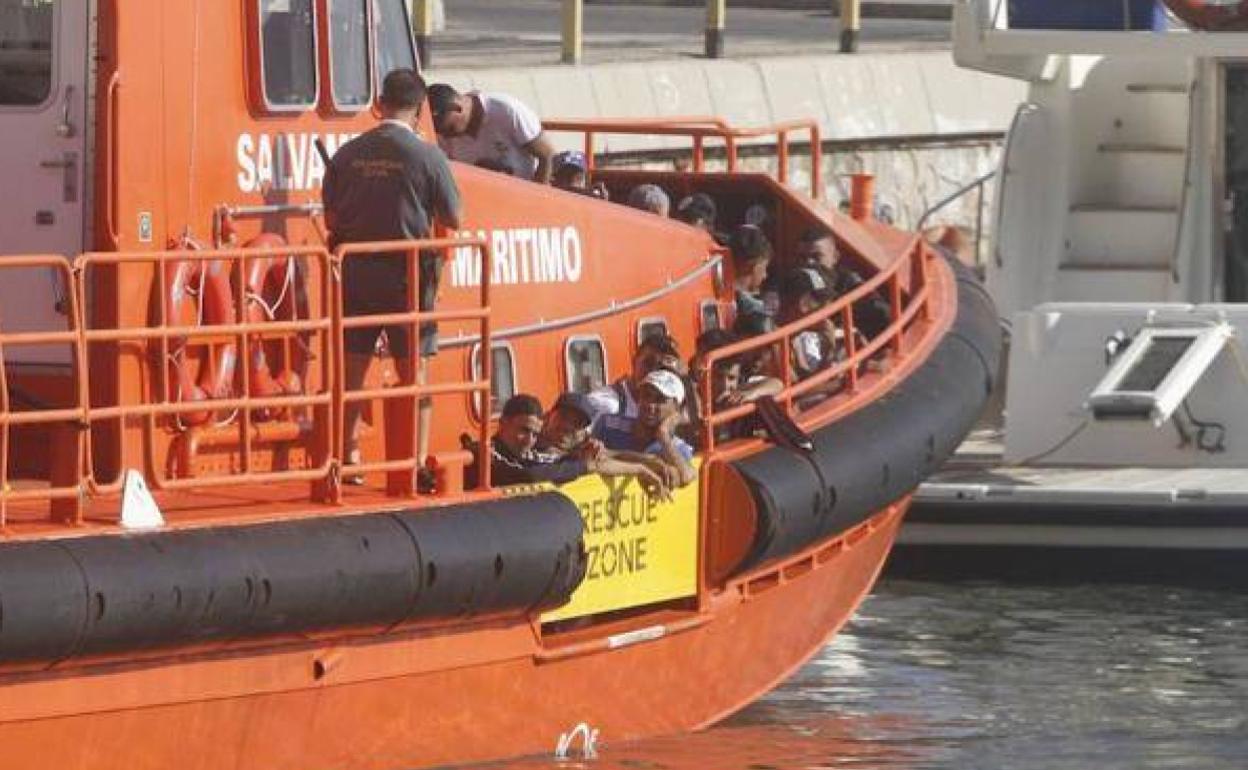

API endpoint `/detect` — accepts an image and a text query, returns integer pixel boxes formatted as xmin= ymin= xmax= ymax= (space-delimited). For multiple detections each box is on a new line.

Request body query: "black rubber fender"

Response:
xmin=729 ymin=255 xmax=1001 ymax=571
xmin=0 ymin=492 xmax=585 ymax=664
xmin=0 ymin=543 xmax=85 ymax=662
xmin=394 ymin=492 xmax=586 ymax=621
xmin=224 ymin=515 xmax=423 ymax=637
xmin=732 ymin=445 xmax=829 ymax=569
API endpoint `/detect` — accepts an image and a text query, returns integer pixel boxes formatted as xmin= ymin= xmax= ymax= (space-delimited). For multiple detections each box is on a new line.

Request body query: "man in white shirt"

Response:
xmin=427 ymin=84 xmax=555 ymax=184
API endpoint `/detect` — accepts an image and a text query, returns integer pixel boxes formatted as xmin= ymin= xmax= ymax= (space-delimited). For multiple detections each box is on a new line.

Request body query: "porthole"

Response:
xmin=565 ymin=336 xmax=608 ymax=394
xmin=470 ymin=342 xmax=517 ymax=419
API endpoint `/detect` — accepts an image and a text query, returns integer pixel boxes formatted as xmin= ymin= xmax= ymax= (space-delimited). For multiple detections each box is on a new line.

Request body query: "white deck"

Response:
xmin=921 ymin=433 xmax=1248 ymax=505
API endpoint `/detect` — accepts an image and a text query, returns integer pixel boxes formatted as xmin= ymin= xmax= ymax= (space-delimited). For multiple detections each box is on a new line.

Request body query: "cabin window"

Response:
xmin=471 ymin=343 xmax=517 ymax=419
xmin=700 ymin=300 xmax=721 ymax=332
xmin=566 ymin=337 xmax=608 ymax=394
xmin=327 ymin=0 xmax=371 ymax=109
xmin=259 ymin=0 xmax=319 ymax=109
xmin=374 ymin=0 xmax=417 ymax=80
xmin=637 ymin=318 xmax=670 ymax=347
xmin=0 ymin=0 xmax=54 ymax=107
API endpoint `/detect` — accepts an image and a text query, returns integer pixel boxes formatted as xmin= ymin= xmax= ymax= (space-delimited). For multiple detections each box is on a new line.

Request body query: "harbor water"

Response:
xmin=501 ymin=579 xmax=1248 ymax=770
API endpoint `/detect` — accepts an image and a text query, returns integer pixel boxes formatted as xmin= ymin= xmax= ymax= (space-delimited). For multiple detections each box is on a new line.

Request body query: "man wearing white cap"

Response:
xmin=592 ymin=369 xmax=697 ymax=488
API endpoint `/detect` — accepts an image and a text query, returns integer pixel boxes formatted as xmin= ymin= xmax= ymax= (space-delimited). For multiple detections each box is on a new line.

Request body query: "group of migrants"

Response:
xmin=322 ymin=70 xmax=888 ymax=496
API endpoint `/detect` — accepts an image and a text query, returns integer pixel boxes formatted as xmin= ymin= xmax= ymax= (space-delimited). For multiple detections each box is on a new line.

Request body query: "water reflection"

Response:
xmin=499 ymin=580 xmax=1248 ymax=770
xmin=500 ymin=714 xmax=922 ymax=770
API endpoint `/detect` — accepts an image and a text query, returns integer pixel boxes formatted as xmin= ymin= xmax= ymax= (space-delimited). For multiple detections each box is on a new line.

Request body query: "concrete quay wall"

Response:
xmin=428 ymin=52 xmax=1026 ymax=231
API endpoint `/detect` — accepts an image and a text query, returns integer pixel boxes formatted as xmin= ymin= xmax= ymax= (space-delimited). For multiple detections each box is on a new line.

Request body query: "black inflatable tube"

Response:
xmin=733 ymin=256 xmax=1001 ymax=571
xmin=0 ymin=493 xmax=585 ymax=664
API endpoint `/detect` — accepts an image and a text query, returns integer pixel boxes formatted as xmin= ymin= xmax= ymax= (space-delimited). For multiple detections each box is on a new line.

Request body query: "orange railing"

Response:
xmin=0 ymin=256 xmax=90 ymax=527
xmin=689 ymin=232 xmax=936 ymax=607
xmin=697 ymin=234 xmax=935 ymax=454
xmin=543 ymin=116 xmax=823 ymax=200
xmin=334 ymin=238 xmax=494 ymax=495
xmin=77 ymin=245 xmax=336 ymax=495
xmin=0 ymin=236 xmax=493 ymax=527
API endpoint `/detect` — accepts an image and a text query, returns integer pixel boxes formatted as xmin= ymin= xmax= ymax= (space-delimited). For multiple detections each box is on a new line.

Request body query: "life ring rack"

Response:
xmin=1161 ymin=0 xmax=1248 ymax=30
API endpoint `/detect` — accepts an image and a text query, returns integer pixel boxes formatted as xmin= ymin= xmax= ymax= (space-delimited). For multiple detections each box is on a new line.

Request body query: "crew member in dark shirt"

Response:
xmin=322 ymin=69 xmax=462 ymax=486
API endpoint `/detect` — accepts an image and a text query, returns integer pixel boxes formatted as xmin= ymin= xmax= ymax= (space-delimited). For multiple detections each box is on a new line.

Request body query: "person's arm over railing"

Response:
xmin=588 ymin=455 xmax=672 ymax=502
xmin=657 ymin=410 xmax=697 ymax=488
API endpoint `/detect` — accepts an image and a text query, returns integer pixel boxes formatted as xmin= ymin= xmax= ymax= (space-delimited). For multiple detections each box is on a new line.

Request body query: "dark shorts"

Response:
xmin=343 ymin=250 xmax=441 ymax=359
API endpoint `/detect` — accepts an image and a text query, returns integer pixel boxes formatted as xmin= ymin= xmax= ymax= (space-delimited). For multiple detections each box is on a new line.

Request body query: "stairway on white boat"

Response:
xmin=1058 ymin=60 xmax=1194 ymax=302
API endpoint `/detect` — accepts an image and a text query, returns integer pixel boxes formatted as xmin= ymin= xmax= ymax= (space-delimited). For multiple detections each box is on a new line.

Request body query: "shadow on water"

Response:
xmin=497 ymin=579 xmax=1248 ymax=770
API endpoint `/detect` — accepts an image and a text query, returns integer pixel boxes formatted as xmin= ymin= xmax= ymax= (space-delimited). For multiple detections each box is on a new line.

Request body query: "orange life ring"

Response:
xmin=1162 ymin=0 xmax=1248 ymax=30
xmin=166 ymin=256 xmax=238 ymax=427
xmin=241 ymin=233 xmax=308 ymax=413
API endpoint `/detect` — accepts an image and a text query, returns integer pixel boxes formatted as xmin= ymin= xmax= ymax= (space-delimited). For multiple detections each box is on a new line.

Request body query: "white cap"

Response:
xmin=642 ymin=369 xmax=686 ymax=406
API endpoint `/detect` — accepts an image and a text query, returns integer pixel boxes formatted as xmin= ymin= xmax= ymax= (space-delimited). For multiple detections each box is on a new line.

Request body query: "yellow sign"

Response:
xmin=542 ymin=467 xmax=701 ymax=622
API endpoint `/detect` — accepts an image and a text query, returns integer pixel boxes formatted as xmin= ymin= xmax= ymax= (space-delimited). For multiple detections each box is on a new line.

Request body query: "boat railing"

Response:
xmin=697 ymin=232 xmax=935 ymax=454
xmin=0 ymin=237 xmax=494 ymax=528
xmin=76 ymin=245 xmax=337 ymax=502
xmin=335 ymin=239 xmax=495 ymax=495
xmin=542 ymin=116 xmax=823 ymax=200
xmin=917 ymin=169 xmax=996 ymax=267
xmin=0 ymin=255 xmax=90 ymax=527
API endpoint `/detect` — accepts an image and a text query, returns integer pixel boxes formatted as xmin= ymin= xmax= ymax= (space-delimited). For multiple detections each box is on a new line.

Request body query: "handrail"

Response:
xmin=1170 ymin=75 xmax=1198 ymax=285
xmin=917 ymin=169 xmax=996 ymax=268
xmin=103 ymin=71 xmax=121 ymax=247
xmin=213 ymin=202 xmax=325 ymax=247
xmin=543 ymin=116 xmax=823 ymax=200
xmin=441 ymin=252 xmax=724 ymax=348
xmin=333 ymin=237 xmax=494 ymax=492
xmin=697 ymin=235 xmax=934 ymax=453
xmin=917 ymin=170 xmax=996 ymax=230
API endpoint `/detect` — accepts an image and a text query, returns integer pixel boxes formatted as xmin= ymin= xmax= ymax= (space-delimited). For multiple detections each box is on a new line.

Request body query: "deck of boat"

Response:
xmin=922 ymin=430 xmax=1248 ymax=504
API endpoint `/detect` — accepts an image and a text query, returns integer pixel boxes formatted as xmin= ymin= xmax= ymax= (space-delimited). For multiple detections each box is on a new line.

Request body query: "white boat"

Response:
xmin=896 ymin=0 xmax=1248 ymax=584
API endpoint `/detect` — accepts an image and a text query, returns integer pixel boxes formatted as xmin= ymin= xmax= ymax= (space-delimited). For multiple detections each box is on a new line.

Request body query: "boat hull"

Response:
xmin=894 ymin=497 xmax=1248 ymax=585
xmin=0 ymin=504 xmax=902 ymax=770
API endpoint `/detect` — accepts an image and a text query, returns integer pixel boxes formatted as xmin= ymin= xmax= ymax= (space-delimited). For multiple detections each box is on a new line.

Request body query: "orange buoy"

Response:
xmin=241 ymin=233 xmax=307 ymax=416
xmin=166 ymin=257 xmax=238 ymax=427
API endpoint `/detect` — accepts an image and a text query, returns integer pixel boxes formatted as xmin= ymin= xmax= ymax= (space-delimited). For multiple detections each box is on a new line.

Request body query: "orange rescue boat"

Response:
xmin=0 ymin=2 xmax=999 ymax=768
